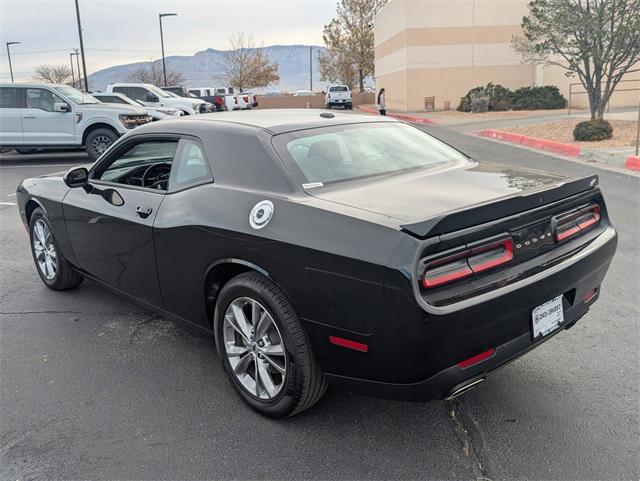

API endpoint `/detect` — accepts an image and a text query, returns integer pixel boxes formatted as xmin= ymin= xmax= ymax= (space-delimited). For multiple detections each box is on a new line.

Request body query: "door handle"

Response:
xmin=23 ymin=114 xmax=36 ymax=119
xmin=136 ymin=205 xmax=153 ymax=218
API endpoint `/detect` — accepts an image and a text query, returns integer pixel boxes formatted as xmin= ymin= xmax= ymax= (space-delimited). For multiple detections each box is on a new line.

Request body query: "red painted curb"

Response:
xmin=357 ymin=106 xmax=438 ymax=125
xmin=477 ymin=129 xmax=581 ymax=157
xmin=625 ymin=155 xmax=640 ymax=171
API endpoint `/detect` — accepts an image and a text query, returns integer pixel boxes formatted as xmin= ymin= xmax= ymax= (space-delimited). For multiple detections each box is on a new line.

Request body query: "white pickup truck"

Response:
xmin=325 ymin=85 xmax=352 ymax=109
xmin=0 ymin=83 xmax=151 ymax=159
xmin=106 ymin=83 xmax=206 ymax=116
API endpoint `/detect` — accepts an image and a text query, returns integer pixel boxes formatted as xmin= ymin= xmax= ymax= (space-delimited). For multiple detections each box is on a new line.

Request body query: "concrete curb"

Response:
xmin=625 ymin=155 xmax=640 ymax=171
xmin=476 ymin=129 xmax=581 ymax=157
xmin=357 ymin=106 xmax=438 ymax=124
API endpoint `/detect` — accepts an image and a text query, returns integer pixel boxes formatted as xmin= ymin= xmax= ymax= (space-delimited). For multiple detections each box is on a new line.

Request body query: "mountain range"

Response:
xmin=88 ymin=45 xmax=329 ymax=93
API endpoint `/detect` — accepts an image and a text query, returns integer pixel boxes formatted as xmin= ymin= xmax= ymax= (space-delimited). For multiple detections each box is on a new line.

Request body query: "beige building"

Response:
xmin=374 ymin=0 xmax=639 ymax=112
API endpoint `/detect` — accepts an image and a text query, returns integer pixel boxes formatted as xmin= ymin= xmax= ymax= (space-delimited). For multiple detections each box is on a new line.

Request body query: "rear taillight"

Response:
xmin=422 ymin=236 xmax=514 ymax=289
xmin=553 ymin=203 xmax=600 ymax=243
xmin=215 ymin=97 xmax=222 ymax=105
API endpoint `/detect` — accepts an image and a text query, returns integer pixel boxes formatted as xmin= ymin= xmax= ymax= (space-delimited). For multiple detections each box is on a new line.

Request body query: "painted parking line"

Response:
xmin=7 ymin=193 xmax=16 ymax=197
xmin=0 ymin=202 xmax=17 ymax=206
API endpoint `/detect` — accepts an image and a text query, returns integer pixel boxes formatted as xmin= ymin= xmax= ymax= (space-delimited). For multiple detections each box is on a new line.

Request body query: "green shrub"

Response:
xmin=573 ymin=120 xmax=613 ymax=141
xmin=511 ymin=86 xmax=567 ymax=110
xmin=457 ymin=83 xmax=513 ymax=112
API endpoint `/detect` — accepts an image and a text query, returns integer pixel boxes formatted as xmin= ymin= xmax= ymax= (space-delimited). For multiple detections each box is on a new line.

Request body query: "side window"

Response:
xmin=25 ymin=88 xmax=64 ymax=112
xmin=106 ymin=96 xmax=126 ymax=104
xmin=95 ymin=140 xmax=178 ymax=190
xmin=0 ymin=87 xmax=21 ymax=108
xmin=127 ymin=87 xmax=149 ymax=101
xmin=168 ymin=139 xmax=212 ymax=192
xmin=188 ymin=89 xmax=200 ymax=96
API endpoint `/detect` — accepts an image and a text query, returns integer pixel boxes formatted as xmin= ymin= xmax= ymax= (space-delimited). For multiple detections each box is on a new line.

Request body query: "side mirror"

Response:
xmin=63 ymin=167 xmax=89 ymax=188
xmin=146 ymin=93 xmax=159 ymax=102
xmin=54 ymin=102 xmax=71 ymax=112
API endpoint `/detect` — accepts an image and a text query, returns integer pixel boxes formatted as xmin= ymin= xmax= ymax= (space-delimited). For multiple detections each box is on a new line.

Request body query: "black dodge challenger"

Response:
xmin=17 ymin=110 xmax=617 ymax=417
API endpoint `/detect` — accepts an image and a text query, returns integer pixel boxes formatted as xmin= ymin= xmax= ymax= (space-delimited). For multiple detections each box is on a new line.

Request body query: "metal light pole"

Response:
xmin=6 ymin=42 xmax=20 ymax=82
xmin=309 ymin=46 xmax=313 ymax=93
xmin=635 ymin=101 xmax=640 ymax=157
xmin=74 ymin=0 xmax=89 ymax=91
xmin=70 ymin=52 xmax=76 ymax=86
xmin=73 ymin=49 xmax=81 ymax=85
xmin=159 ymin=13 xmax=177 ymax=87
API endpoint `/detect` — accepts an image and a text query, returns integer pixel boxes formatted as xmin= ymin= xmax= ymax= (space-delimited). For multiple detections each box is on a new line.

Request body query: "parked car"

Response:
xmin=0 ymin=83 xmax=151 ymax=160
xmin=91 ymin=92 xmax=183 ymax=121
xmin=16 ymin=110 xmax=617 ymax=418
xmin=294 ymin=90 xmax=313 ymax=97
xmin=107 ymin=83 xmax=206 ymax=115
xmin=240 ymin=92 xmax=258 ymax=108
xmin=265 ymin=91 xmax=282 ymax=96
xmin=187 ymin=88 xmax=228 ymax=112
xmin=325 ymin=85 xmax=352 ymax=109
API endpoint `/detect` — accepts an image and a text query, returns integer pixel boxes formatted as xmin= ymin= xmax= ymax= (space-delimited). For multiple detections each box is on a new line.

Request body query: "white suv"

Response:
xmin=106 ymin=83 xmax=206 ymax=116
xmin=0 ymin=83 xmax=151 ymax=160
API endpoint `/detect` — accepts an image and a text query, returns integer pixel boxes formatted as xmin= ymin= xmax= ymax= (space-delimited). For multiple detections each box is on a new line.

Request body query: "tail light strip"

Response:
xmin=553 ymin=203 xmax=600 ymax=243
xmin=422 ymin=237 xmax=514 ymax=289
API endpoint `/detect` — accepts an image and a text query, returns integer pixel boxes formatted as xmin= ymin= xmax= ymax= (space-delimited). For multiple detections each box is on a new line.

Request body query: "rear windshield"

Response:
xmin=329 ymin=86 xmax=348 ymax=92
xmin=273 ymin=123 xmax=466 ymax=186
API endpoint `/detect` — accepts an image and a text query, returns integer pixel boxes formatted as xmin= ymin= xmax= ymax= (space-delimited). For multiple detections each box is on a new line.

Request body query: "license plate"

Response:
xmin=532 ymin=295 xmax=564 ymax=339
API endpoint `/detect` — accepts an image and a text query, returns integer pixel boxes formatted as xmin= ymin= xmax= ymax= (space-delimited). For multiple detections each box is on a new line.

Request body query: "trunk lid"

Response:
xmin=308 ymin=160 xmax=598 ymax=237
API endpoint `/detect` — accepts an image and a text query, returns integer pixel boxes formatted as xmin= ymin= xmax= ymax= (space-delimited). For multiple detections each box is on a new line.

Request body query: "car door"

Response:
xmin=63 ymin=136 xmax=179 ymax=306
xmin=0 ymin=86 xmax=24 ymax=145
xmin=22 ymin=87 xmax=76 ymax=145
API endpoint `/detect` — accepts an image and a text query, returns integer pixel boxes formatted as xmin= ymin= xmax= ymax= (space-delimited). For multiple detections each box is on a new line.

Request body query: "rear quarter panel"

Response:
xmin=153 ymin=184 xmax=404 ymax=335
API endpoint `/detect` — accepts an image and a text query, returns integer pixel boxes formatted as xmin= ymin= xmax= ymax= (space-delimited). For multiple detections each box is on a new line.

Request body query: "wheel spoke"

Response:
xmin=262 ymin=352 xmax=285 ymax=375
xmin=226 ymin=344 xmax=249 ymax=357
xmin=230 ymin=302 xmax=253 ymax=339
xmin=233 ymin=352 xmax=253 ymax=376
xmin=256 ymin=360 xmax=278 ymax=397
xmin=262 ymin=343 xmax=284 ymax=357
xmin=254 ymin=311 xmax=272 ymax=339
xmin=48 ymin=249 xmax=57 ymax=260
xmin=250 ymin=299 xmax=261 ymax=328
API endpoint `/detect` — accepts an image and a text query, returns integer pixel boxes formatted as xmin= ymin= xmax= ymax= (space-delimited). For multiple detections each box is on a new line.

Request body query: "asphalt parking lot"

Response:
xmin=1 ymin=127 xmax=638 ymax=481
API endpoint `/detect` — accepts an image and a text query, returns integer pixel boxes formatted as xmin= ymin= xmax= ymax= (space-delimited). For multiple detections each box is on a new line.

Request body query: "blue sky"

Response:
xmin=0 ymin=0 xmax=336 ymax=81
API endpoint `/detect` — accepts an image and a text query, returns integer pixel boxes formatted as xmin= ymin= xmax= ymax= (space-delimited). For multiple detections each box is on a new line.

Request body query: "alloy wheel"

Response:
xmin=32 ymin=219 xmax=57 ymax=280
xmin=223 ymin=297 xmax=287 ymax=400
xmin=91 ymin=135 xmax=112 ymax=155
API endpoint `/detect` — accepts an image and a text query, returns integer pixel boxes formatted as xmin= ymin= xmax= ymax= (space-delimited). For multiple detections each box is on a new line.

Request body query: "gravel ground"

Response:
xmin=500 ymin=119 xmax=637 ymax=148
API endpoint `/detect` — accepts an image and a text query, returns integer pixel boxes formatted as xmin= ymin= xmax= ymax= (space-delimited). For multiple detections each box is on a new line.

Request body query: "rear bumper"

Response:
xmin=326 ymin=300 xmax=589 ymax=402
xmin=316 ymin=227 xmax=617 ymax=401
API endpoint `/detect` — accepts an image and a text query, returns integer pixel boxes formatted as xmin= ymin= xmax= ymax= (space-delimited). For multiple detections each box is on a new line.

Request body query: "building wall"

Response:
xmin=374 ymin=0 xmax=640 ymax=112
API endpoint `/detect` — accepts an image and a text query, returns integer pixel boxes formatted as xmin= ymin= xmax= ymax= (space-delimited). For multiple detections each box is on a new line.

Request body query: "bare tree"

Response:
xmin=34 ymin=64 xmax=73 ymax=84
xmin=513 ymin=0 xmax=640 ymax=121
xmin=219 ymin=32 xmax=279 ymax=91
xmin=127 ymin=61 xmax=186 ymax=87
xmin=319 ymin=0 xmax=388 ymax=92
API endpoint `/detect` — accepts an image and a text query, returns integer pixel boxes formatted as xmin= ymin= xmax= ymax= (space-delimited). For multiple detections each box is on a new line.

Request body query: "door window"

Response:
xmin=25 ymin=88 xmax=64 ymax=112
xmin=0 ymin=87 xmax=21 ymax=108
xmin=113 ymin=86 xmax=148 ymax=101
xmin=168 ymin=139 xmax=212 ymax=192
xmin=94 ymin=140 xmax=178 ymax=190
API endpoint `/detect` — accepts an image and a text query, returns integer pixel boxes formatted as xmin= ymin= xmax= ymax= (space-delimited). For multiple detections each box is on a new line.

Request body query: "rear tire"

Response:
xmin=85 ymin=128 xmax=118 ymax=160
xmin=214 ymin=272 xmax=327 ymax=418
xmin=29 ymin=208 xmax=83 ymax=290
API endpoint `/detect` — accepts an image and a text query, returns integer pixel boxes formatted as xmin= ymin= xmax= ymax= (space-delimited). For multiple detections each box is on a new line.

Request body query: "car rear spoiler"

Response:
xmin=400 ymin=174 xmax=599 ymax=238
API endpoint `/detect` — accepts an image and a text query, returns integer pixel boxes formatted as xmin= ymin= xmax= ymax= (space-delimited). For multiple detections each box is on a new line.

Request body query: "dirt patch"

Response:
xmin=431 ymin=109 xmax=573 ymax=120
xmin=501 ymin=119 xmax=637 ymax=148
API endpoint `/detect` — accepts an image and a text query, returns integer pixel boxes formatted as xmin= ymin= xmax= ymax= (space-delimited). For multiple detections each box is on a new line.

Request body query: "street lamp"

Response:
xmin=6 ymin=42 xmax=20 ymax=83
xmin=159 ymin=13 xmax=177 ymax=87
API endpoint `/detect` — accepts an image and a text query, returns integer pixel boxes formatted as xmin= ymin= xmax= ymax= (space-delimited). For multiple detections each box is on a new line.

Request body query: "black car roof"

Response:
xmin=133 ymin=109 xmax=398 ymax=135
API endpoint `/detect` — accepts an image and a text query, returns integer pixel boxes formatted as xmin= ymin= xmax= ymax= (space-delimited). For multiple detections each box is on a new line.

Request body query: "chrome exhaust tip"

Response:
xmin=445 ymin=377 xmax=485 ymax=400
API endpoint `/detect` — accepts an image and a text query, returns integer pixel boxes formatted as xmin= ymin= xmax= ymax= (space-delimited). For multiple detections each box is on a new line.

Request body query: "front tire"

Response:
xmin=85 ymin=127 xmax=118 ymax=160
xmin=214 ymin=272 xmax=327 ymax=418
xmin=29 ymin=208 xmax=83 ymax=290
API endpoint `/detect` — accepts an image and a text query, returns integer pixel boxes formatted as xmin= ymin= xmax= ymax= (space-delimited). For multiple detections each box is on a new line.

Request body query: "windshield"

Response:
xmin=273 ymin=123 xmax=466 ymax=186
xmin=147 ymin=85 xmax=172 ymax=98
xmin=54 ymin=86 xmax=100 ymax=104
